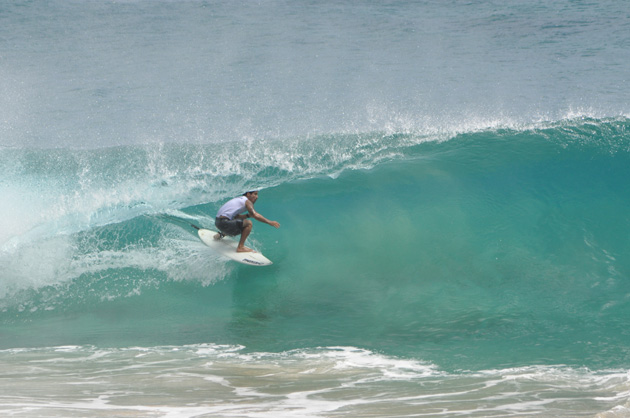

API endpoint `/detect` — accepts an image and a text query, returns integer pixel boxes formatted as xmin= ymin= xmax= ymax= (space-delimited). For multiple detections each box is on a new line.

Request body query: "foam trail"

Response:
xmin=0 ymin=345 xmax=628 ymax=417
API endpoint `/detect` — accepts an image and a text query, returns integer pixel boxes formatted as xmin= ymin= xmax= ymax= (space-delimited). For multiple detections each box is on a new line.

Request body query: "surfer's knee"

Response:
xmin=243 ymin=219 xmax=253 ymax=229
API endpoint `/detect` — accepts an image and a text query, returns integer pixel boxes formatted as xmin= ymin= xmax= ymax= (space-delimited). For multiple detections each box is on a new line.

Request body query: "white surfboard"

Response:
xmin=197 ymin=228 xmax=273 ymax=266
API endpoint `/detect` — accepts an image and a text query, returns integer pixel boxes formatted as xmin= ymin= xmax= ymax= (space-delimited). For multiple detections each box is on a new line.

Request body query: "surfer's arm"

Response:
xmin=246 ymin=201 xmax=280 ymax=228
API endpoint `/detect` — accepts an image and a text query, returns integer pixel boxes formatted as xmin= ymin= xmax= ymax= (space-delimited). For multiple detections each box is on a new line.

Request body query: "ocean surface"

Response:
xmin=2 ymin=1 xmax=630 ymax=416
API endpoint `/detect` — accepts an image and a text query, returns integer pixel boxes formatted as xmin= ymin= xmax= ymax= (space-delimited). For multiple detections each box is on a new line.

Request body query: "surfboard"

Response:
xmin=197 ymin=228 xmax=273 ymax=266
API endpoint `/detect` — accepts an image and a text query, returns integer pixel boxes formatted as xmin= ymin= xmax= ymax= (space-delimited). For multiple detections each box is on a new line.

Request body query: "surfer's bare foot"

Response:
xmin=214 ymin=233 xmax=223 ymax=240
xmin=236 ymin=246 xmax=254 ymax=253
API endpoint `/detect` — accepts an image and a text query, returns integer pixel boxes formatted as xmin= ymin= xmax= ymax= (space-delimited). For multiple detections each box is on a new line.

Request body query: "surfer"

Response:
xmin=214 ymin=190 xmax=280 ymax=252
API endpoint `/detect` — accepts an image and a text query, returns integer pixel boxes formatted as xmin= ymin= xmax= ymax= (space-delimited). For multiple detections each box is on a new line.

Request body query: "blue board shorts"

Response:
xmin=215 ymin=217 xmax=244 ymax=237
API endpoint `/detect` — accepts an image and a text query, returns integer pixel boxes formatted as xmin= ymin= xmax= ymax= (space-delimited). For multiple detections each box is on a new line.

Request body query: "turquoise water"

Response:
xmin=3 ymin=119 xmax=630 ymax=372
xmin=2 ymin=0 xmax=630 ymax=416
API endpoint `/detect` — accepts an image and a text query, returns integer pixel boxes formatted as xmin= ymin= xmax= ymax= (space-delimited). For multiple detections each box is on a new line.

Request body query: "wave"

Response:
xmin=1 ymin=116 xmax=629 ymax=370
xmin=2 ymin=115 xmax=628 ymax=294
xmin=2 ymin=116 xmax=627 ymax=245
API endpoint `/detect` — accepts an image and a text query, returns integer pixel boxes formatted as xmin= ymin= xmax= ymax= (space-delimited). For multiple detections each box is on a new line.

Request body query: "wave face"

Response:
xmin=2 ymin=118 xmax=629 ymax=373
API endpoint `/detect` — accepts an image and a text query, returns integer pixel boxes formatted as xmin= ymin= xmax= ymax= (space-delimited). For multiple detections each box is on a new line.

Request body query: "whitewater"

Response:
xmin=2 ymin=1 xmax=630 ymax=417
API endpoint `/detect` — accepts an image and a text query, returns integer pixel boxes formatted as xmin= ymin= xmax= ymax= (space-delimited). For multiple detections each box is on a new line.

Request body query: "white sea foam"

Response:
xmin=0 ymin=219 xmax=232 ymax=308
xmin=0 ymin=344 xmax=628 ymax=418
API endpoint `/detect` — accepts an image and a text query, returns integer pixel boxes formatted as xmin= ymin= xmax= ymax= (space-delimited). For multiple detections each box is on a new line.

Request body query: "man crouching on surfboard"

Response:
xmin=214 ymin=190 xmax=280 ymax=252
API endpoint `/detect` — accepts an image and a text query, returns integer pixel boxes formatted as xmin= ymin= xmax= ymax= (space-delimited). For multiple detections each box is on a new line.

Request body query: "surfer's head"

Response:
xmin=243 ymin=190 xmax=259 ymax=203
